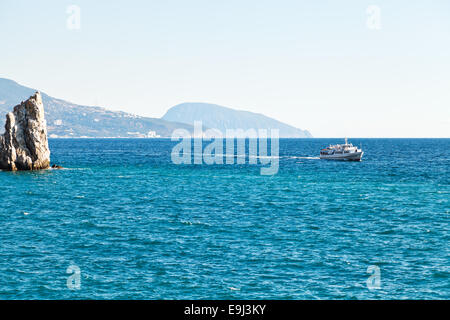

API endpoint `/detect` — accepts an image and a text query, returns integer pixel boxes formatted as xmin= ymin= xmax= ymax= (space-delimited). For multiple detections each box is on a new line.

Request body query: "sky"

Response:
xmin=0 ymin=0 xmax=449 ymax=137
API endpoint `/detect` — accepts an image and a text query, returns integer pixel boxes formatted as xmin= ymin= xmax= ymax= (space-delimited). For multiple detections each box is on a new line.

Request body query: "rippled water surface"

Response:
xmin=0 ymin=138 xmax=448 ymax=299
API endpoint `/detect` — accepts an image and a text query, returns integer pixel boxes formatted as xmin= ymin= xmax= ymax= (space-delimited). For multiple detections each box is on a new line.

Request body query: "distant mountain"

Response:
xmin=0 ymin=78 xmax=312 ymax=138
xmin=162 ymin=102 xmax=312 ymax=138
xmin=0 ymin=78 xmax=193 ymax=138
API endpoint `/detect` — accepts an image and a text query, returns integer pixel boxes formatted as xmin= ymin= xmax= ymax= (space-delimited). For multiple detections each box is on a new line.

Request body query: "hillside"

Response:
xmin=0 ymin=78 xmax=192 ymax=138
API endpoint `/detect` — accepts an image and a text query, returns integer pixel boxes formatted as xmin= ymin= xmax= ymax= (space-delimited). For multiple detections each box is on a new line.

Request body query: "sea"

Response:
xmin=0 ymin=138 xmax=448 ymax=299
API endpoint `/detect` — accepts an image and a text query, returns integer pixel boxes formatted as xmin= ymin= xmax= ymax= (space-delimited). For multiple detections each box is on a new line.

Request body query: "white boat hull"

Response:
xmin=320 ymin=151 xmax=364 ymax=161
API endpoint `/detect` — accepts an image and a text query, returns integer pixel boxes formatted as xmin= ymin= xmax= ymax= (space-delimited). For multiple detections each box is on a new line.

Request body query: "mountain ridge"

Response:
xmin=0 ymin=78 xmax=312 ymax=138
xmin=163 ymin=102 xmax=312 ymax=138
xmin=0 ymin=78 xmax=193 ymax=138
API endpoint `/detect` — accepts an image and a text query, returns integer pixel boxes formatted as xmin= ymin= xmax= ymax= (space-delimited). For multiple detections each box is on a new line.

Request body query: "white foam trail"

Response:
xmin=287 ymin=156 xmax=320 ymax=160
xmin=189 ymin=153 xmax=280 ymax=159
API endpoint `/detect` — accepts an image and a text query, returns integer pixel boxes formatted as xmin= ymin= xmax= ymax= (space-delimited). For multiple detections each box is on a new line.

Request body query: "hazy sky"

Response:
xmin=1 ymin=0 xmax=449 ymax=137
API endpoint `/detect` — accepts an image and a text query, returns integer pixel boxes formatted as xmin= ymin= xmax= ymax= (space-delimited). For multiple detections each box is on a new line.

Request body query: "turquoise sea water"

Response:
xmin=0 ymin=138 xmax=448 ymax=299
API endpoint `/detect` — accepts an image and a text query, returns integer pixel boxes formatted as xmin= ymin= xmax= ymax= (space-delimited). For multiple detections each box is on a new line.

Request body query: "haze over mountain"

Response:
xmin=163 ymin=103 xmax=312 ymax=138
xmin=0 ymin=78 xmax=312 ymax=138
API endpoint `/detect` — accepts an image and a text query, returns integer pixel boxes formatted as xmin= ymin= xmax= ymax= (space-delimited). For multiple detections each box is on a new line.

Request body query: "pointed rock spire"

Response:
xmin=0 ymin=92 xmax=50 ymax=171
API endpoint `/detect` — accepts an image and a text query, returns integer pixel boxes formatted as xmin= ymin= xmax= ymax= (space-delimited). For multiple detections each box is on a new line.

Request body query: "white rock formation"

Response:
xmin=0 ymin=92 xmax=50 ymax=171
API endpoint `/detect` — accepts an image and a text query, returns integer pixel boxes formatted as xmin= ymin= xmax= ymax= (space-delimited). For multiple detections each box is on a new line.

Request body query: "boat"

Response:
xmin=320 ymin=138 xmax=363 ymax=161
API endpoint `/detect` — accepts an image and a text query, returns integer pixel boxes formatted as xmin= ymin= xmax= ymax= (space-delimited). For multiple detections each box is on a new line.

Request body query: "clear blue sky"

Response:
xmin=1 ymin=0 xmax=449 ymax=137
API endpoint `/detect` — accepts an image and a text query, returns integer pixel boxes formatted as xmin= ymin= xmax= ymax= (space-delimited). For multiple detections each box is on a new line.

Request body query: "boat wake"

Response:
xmin=286 ymin=156 xmax=320 ymax=160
